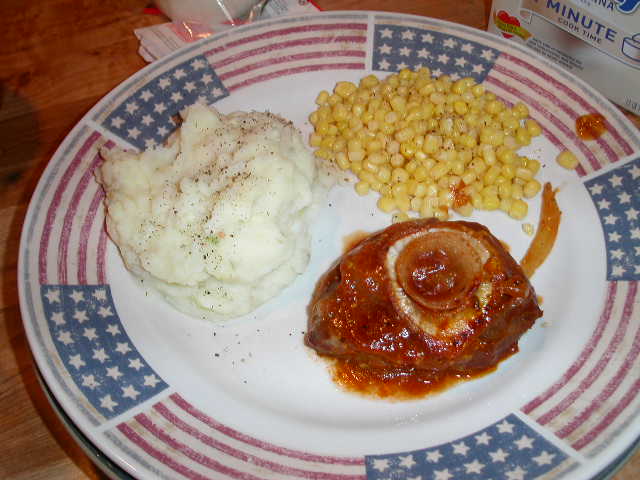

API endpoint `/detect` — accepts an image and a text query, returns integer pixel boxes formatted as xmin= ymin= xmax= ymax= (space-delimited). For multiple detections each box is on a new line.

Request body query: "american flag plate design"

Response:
xmin=18 ymin=11 xmax=640 ymax=480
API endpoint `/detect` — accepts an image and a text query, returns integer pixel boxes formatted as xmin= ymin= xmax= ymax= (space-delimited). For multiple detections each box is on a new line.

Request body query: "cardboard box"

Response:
xmin=487 ymin=0 xmax=640 ymax=115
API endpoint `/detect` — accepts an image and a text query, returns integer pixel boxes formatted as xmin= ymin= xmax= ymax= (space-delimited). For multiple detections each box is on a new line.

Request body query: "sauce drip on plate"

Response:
xmin=576 ymin=113 xmax=606 ymax=140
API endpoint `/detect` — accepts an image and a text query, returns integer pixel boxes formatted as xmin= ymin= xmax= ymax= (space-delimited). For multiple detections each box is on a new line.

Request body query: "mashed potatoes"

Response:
xmin=97 ymin=103 xmax=330 ymax=319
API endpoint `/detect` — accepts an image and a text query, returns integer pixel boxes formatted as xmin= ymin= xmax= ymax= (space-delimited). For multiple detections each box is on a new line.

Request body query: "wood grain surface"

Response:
xmin=0 ymin=1 xmax=637 ymax=478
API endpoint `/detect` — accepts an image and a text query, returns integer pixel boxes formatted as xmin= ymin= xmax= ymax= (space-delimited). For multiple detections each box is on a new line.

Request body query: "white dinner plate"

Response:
xmin=18 ymin=11 xmax=640 ymax=480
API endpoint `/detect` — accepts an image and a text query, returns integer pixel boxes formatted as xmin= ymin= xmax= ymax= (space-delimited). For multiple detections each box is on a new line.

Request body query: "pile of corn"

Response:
xmin=308 ymin=68 xmax=545 ymax=222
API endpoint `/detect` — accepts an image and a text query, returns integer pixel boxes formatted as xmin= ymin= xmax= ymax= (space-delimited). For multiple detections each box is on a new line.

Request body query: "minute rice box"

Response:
xmin=487 ymin=0 xmax=640 ymax=115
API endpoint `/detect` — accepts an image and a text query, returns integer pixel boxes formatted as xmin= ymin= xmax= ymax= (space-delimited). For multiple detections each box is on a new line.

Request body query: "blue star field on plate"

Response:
xmin=41 ymin=285 xmax=168 ymax=419
xmin=103 ymin=54 xmax=229 ymax=150
xmin=585 ymin=156 xmax=640 ymax=281
xmin=372 ymin=24 xmax=500 ymax=81
xmin=365 ymin=414 xmax=568 ymax=480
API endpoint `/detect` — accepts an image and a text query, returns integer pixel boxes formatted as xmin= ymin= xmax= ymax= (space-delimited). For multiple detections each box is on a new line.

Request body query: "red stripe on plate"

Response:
xmin=522 ymin=282 xmax=617 ymax=414
xmin=170 ymin=393 xmax=364 ymax=465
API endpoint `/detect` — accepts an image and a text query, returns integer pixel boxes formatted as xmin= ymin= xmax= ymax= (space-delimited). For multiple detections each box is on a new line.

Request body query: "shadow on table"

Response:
xmin=0 ymin=81 xmax=109 ymax=479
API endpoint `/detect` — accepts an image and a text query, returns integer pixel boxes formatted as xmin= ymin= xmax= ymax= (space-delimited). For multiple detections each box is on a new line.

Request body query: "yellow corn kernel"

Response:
xmin=354 ymin=181 xmax=370 ymax=196
xmin=509 ymin=199 xmax=529 ymax=220
xmin=395 ymin=193 xmax=411 ymax=212
xmin=434 ymin=208 xmax=450 ymax=221
xmin=515 ymin=127 xmax=531 ymax=146
xmin=348 ymin=150 xmax=365 ymax=163
xmin=391 ymin=167 xmax=410 ymax=183
xmin=455 ymin=203 xmax=474 ymax=217
xmin=377 ymin=196 xmax=397 ymax=213
xmin=335 ymin=152 xmax=350 ymax=170
xmin=482 ymin=194 xmax=500 ymax=210
xmin=513 ymin=102 xmax=530 ymax=119
xmin=499 ymin=197 xmax=513 ymax=213
xmin=522 ymin=223 xmax=535 ymax=236
xmin=527 ymin=159 xmax=541 ymax=175
xmin=376 ymin=166 xmax=392 ymax=183
xmin=315 ymin=90 xmax=330 ymax=105
xmin=363 ymin=158 xmax=379 ymax=173
xmin=557 ymin=149 xmax=579 ymax=169
xmin=392 ymin=212 xmax=411 ymax=223
xmin=334 ymin=81 xmax=357 ymax=98
xmin=525 ymin=119 xmax=542 ymax=137
xmin=515 ymin=167 xmax=534 ymax=181
xmin=523 ymin=179 xmax=542 ymax=198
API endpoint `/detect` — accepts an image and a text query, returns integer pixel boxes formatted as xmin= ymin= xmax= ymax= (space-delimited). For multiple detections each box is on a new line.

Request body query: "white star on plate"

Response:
xmin=611 ymin=249 xmax=625 ymax=260
xmin=57 ymin=331 xmax=74 ymax=345
xmin=127 ymin=127 xmax=141 ymax=139
xmin=598 ymin=198 xmax=611 ymax=210
xmin=81 ymin=374 xmax=100 ymax=390
xmin=129 ymin=358 xmax=144 ymax=370
xmin=115 ymin=342 xmax=132 ymax=355
xmin=475 ymin=431 xmax=492 ymax=445
xmin=612 ymin=264 xmax=626 ymax=277
xmin=92 ymin=348 xmax=110 ymax=363
xmin=69 ymin=290 xmax=85 ymax=303
xmin=589 ymin=183 xmax=604 ymax=195
xmin=449 ymin=73 xmax=460 ymax=81
xmin=183 ymin=81 xmax=196 ymax=93
xmin=51 ymin=311 xmax=65 ymax=326
xmin=68 ymin=354 xmax=85 ymax=370
xmin=401 ymin=29 xmax=415 ymax=40
xmin=496 ymin=419 xmax=514 ymax=433
xmin=106 ymin=366 xmax=123 ymax=380
xmin=170 ymin=91 xmax=183 ymax=103
xmin=378 ymin=58 xmax=391 ymax=70
xmin=629 ymin=164 xmax=640 ymax=179
xmin=489 ymin=448 xmax=509 ymax=462
xmin=461 ymin=42 xmax=474 ymax=53
xmin=399 ymin=46 xmax=411 ymax=56
xmin=454 ymin=57 xmax=467 ymax=67
xmin=464 ymin=459 xmax=485 ymax=474
xmin=437 ymin=53 xmax=450 ymax=64
xmin=480 ymin=49 xmax=495 ymax=60
xmin=83 ymin=328 xmax=98 ymax=341
xmin=604 ymin=214 xmax=618 ymax=225
xmin=92 ymin=289 xmax=107 ymax=301
xmin=73 ymin=309 xmax=88 ymax=323
xmin=106 ymin=324 xmax=121 ymax=336
xmin=139 ymin=89 xmax=154 ymax=101
xmin=452 ymin=441 xmax=469 ymax=455
xmin=154 ymin=102 xmax=167 ymax=114
xmin=173 ymin=68 xmax=186 ymax=80
xmin=443 ymin=38 xmax=457 ymax=48
xmin=609 ymin=231 xmax=622 ymax=242
xmin=141 ymin=114 xmax=154 ymax=126
xmin=110 ymin=116 xmax=125 ymax=129
xmin=426 ymin=450 xmax=442 ymax=463
xmin=632 ymin=228 xmax=640 ymax=239
xmin=191 ymin=58 xmax=206 ymax=70
xmin=626 ymin=207 xmax=639 ymax=221
xmin=533 ymin=450 xmax=556 ymax=466
xmin=635 ymin=246 xmax=640 ymax=256
xmin=506 ymin=466 xmax=527 ymax=480
xmin=144 ymin=374 xmax=161 ymax=388
xmin=609 ymin=174 xmax=623 ymax=187
xmin=98 ymin=306 xmax=113 ymax=318
xmin=100 ymin=394 xmax=119 ymax=412
xmin=380 ymin=27 xmax=393 ymax=38
xmin=125 ymin=102 xmax=139 ymax=115
xmin=636 ymin=265 xmax=640 ymax=274
xmin=434 ymin=468 xmax=453 ymax=480
xmin=45 ymin=288 xmax=61 ymax=303
xmin=201 ymin=73 xmax=213 ymax=84
xmin=618 ymin=192 xmax=631 ymax=204
xmin=212 ymin=87 xmax=224 ymax=97
xmin=398 ymin=454 xmax=416 ymax=468
xmin=145 ymin=138 xmax=157 ymax=149
xmin=157 ymin=126 xmax=169 ymax=137
xmin=378 ymin=43 xmax=392 ymax=54
xmin=372 ymin=458 xmax=389 ymax=472
xmin=122 ymin=384 xmax=141 ymax=400
xmin=158 ymin=77 xmax=171 ymax=89
xmin=397 ymin=62 xmax=409 ymax=70
xmin=417 ymin=48 xmax=429 ymax=59
xmin=514 ymin=435 xmax=534 ymax=450
xmin=421 ymin=33 xmax=434 ymax=43
xmin=431 ymin=68 xmax=442 ymax=77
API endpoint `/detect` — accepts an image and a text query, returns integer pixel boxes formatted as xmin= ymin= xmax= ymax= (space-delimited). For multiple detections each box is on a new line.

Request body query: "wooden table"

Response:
xmin=1 ymin=1 xmax=638 ymax=478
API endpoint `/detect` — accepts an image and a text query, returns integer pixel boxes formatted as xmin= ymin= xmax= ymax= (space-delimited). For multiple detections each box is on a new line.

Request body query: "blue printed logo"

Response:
xmin=614 ymin=0 xmax=640 ymax=14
